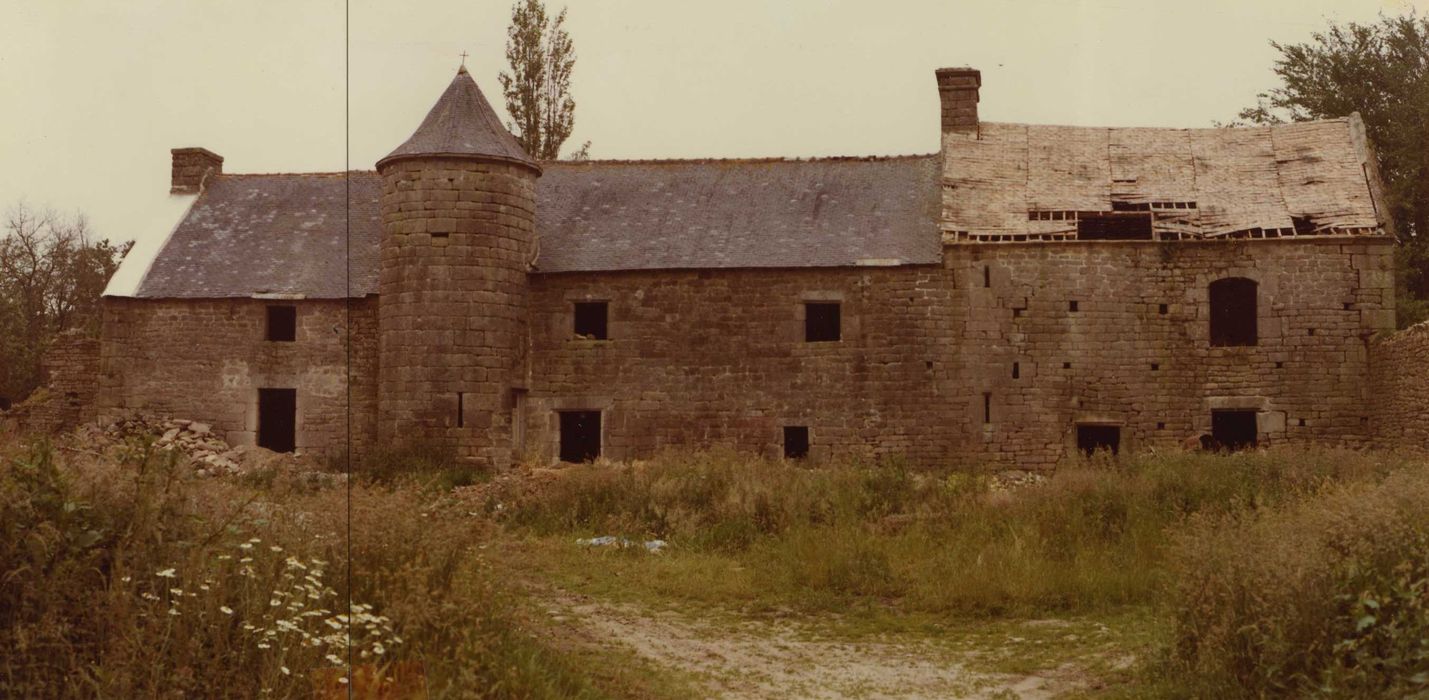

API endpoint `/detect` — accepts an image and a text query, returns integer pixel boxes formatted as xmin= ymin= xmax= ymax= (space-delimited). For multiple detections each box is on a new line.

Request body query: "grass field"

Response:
xmin=2 ymin=429 xmax=1426 ymax=698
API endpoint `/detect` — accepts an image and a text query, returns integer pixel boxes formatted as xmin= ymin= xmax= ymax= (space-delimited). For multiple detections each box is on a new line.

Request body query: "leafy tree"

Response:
xmin=1235 ymin=13 xmax=1429 ymax=327
xmin=498 ymin=0 xmax=589 ymax=161
xmin=0 ymin=203 xmax=130 ymax=404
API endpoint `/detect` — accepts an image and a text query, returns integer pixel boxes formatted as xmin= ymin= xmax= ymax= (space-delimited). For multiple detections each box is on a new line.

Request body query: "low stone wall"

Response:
xmin=1369 ymin=321 xmax=1429 ymax=451
xmin=2 ymin=330 xmax=101 ymax=434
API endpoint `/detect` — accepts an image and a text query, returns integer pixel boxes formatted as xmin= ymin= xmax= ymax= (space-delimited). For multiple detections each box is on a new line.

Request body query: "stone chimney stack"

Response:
xmin=170 ymin=147 xmax=223 ymax=194
xmin=935 ymin=67 xmax=981 ymax=136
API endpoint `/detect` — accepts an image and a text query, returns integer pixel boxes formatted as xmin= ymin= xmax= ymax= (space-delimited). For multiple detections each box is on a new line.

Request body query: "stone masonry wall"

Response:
xmin=96 ymin=297 xmax=378 ymax=456
xmin=2 ymin=330 xmax=101 ymax=434
xmin=93 ymin=237 xmax=1394 ymax=469
xmin=1369 ymin=321 xmax=1429 ymax=451
xmin=377 ymin=158 xmax=536 ymax=467
xmin=527 ymin=238 xmax=1395 ymax=468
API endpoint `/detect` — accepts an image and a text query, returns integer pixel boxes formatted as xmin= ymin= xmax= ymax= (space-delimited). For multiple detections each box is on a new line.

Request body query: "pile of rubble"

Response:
xmin=85 ymin=416 xmax=254 ymax=477
xmin=988 ymin=469 xmax=1049 ymax=492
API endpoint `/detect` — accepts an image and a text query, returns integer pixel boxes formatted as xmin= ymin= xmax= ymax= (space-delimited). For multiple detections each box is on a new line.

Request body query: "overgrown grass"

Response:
xmin=344 ymin=440 xmax=489 ymax=491
xmin=1159 ymin=467 xmax=1429 ymax=698
xmin=487 ymin=448 xmax=1413 ymax=616
xmin=7 ymin=432 xmax=1425 ymax=697
xmin=0 ymin=435 xmax=677 ymax=698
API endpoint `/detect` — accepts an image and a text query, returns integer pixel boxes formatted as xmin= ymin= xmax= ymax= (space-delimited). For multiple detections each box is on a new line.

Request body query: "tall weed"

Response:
xmin=492 ymin=447 xmax=1414 ymax=615
xmin=1164 ymin=467 xmax=1429 ymax=697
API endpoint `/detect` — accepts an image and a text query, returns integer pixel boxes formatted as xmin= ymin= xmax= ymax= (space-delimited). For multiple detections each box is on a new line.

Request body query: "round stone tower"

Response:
xmin=375 ymin=65 xmax=541 ymax=467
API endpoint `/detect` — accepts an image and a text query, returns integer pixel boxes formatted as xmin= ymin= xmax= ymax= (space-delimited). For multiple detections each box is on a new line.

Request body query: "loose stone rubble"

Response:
xmin=73 ymin=415 xmax=316 ymax=478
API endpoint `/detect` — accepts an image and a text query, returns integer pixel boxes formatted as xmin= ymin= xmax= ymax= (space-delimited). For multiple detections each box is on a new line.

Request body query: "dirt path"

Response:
xmin=540 ymin=590 xmax=1092 ymax=700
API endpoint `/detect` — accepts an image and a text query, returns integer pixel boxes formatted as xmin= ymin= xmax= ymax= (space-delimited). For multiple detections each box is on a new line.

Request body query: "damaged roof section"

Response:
xmin=942 ymin=116 xmax=1388 ymax=243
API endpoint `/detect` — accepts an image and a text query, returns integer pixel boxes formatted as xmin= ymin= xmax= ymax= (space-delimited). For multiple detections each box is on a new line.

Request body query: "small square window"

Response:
xmin=573 ymin=302 xmax=608 ymax=340
xmin=1158 ymin=303 xmax=1169 ymax=315
xmin=1069 ymin=300 xmax=1079 ymax=312
xmin=266 ymin=305 xmax=296 ymax=342
xmin=804 ymin=302 xmax=841 ymax=342
xmin=783 ymin=426 xmax=809 ymax=460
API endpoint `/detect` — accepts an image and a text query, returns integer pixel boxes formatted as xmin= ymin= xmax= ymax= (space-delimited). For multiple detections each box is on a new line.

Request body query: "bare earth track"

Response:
xmin=538 ymin=589 xmax=1095 ymax=700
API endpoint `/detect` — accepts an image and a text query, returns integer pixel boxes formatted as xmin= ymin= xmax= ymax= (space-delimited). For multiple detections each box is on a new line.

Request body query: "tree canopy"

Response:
xmin=1235 ymin=12 xmax=1429 ymax=325
xmin=0 ymin=203 xmax=129 ymax=404
xmin=498 ymin=0 xmax=587 ymax=161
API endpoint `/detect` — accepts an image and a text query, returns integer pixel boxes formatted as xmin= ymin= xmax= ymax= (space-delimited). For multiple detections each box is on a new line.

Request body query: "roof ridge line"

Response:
xmin=542 ymin=154 xmax=937 ymax=166
xmin=981 ymin=117 xmax=1352 ymax=130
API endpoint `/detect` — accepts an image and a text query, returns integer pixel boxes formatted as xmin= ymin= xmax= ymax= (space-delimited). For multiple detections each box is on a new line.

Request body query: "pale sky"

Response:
xmin=3 ymin=0 xmax=1425 ymax=251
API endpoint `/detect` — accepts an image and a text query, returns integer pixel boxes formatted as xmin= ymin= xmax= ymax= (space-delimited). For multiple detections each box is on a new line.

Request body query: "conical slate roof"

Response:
xmin=377 ymin=66 xmax=540 ymax=172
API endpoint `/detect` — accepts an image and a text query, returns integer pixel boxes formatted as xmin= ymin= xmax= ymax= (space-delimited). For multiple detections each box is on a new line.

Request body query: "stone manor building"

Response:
xmin=96 ymin=66 xmax=1403 ymax=468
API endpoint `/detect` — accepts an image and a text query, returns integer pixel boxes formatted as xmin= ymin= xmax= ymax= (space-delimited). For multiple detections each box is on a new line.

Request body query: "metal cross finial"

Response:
xmin=459 ymin=51 xmax=469 ymax=68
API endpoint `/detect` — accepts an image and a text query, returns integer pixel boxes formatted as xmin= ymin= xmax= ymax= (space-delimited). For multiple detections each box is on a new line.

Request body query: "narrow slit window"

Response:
xmin=804 ymin=302 xmax=841 ymax=342
xmin=983 ymin=392 xmax=992 ymax=424
xmin=266 ymin=305 xmax=296 ymax=342
xmin=1012 ymin=362 xmax=1020 ymax=379
xmin=573 ymin=301 xmax=609 ymax=340
xmin=456 ymin=392 xmax=464 ymax=428
xmin=783 ymin=426 xmax=809 ymax=460
xmin=1209 ymin=277 xmax=1258 ymax=347
xmin=983 ymin=266 xmax=991 ymax=288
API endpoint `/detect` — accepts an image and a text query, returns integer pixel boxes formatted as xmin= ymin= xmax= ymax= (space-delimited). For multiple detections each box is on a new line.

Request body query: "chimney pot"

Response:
xmin=170 ymin=147 xmax=223 ymax=194
xmin=935 ymin=67 xmax=981 ymax=136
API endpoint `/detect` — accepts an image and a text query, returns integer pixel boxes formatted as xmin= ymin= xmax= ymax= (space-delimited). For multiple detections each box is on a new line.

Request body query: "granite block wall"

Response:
xmin=1369 ymin=321 xmax=1429 ymax=451
xmin=527 ymin=238 xmax=1395 ymax=468
xmin=377 ymin=158 xmax=536 ymax=467
xmin=91 ymin=238 xmax=1398 ymax=469
xmin=96 ymin=297 xmax=377 ymax=456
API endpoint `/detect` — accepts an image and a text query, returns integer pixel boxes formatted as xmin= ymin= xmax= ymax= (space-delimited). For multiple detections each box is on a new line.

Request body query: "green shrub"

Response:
xmin=1164 ymin=468 xmax=1429 ymax=697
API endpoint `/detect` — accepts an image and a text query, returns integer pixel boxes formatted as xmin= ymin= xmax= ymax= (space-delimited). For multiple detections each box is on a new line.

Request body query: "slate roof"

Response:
xmin=131 ymin=155 xmax=941 ymax=298
xmin=377 ymin=67 xmax=539 ymax=172
xmin=135 ymin=173 xmax=380 ymax=298
xmin=534 ymin=156 xmax=943 ymax=273
xmin=941 ymin=117 xmax=1388 ymax=242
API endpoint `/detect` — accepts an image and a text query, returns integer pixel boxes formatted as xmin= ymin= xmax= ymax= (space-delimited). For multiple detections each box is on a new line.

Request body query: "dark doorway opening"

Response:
xmin=258 ymin=388 xmax=296 ymax=453
xmin=559 ymin=410 xmax=601 ymax=463
xmin=1077 ymin=424 xmax=1121 ymax=456
xmin=1209 ymin=277 xmax=1258 ymax=346
xmin=783 ymin=426 xmax=809 ymax=459
xmin=1211 ymin=410 xmax=1258 ymax=451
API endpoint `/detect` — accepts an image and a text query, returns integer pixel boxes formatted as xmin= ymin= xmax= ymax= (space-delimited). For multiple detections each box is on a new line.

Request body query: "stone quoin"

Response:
xmin=91 ymin=65 xmax=1426 ymax=467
